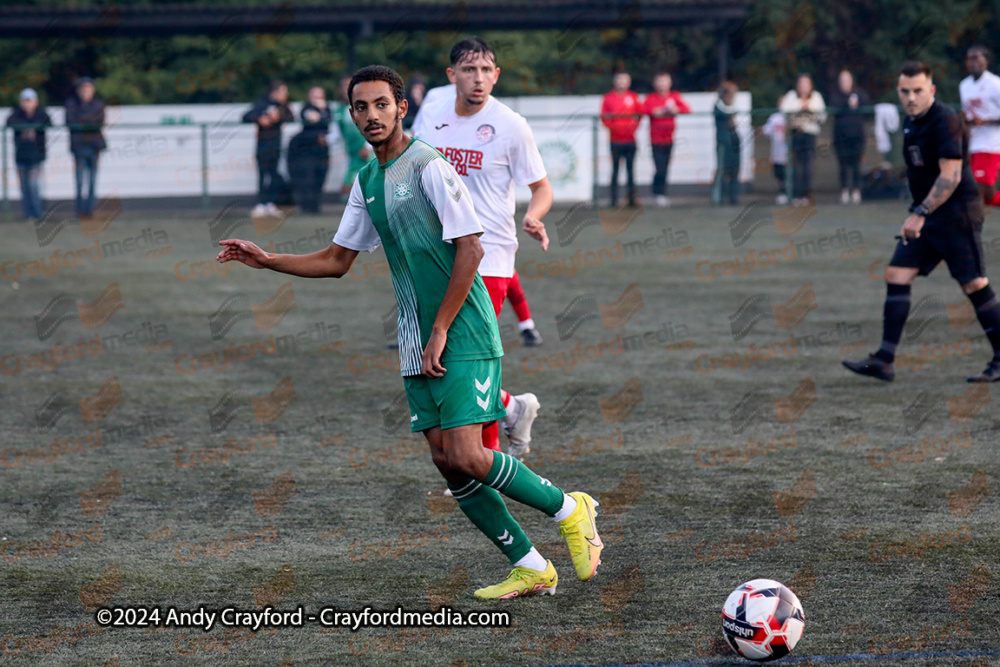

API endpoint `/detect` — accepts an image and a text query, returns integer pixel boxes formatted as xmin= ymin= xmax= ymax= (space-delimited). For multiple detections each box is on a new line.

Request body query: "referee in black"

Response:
xmin=844 ymin=61 xmax=1000 ymax=382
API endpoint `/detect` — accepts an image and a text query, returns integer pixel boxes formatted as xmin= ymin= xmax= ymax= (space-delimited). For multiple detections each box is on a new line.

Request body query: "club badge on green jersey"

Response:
xmin=393 ymin=181 xmax=413 ymax=200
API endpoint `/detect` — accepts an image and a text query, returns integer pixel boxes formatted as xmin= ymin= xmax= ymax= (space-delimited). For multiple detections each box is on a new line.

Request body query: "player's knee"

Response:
xmin=429 ymin=445 xmax=450 ymax=472
xmin=885 ymin=266 xmax=916 ymax=285
xmin=443 ymin=445 xmax=488 ymax=478
xmin=962 ymin=277 xmax=989 ymax=294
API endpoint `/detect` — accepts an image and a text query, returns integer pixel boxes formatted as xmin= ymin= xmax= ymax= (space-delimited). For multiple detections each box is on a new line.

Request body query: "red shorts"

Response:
xmin=481 ymin=276 xmax=510 ymax=318
xmin=971 ymin=153 xmax=1000 ymax=186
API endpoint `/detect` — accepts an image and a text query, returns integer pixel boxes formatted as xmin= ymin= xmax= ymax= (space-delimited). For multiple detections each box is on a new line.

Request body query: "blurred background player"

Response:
xmin=218 ymin=65 xmax=602 ymax=599
xmin=65 ymin=77 xmax=106 ymax=219
xmin=829 ymin=69 xmax=870 ymax=205
xmin=844 ymin=61 xmax=1000 ymax=383
xmin=712 ymin=81 xmax=740 ymax=206
xmin=780 ymin=73 xmax=826 ymax=205
xmin=760 ymin=99 xmax=788 ymax=204
xmin=412 ymin=37 xmax=550 ymax=461
xmin=243 ymin=80 xmax=293 ymax=217
xmin=334 ymin=75 xmax=374 ymax=201
xmin=642 ymin=72 xmax=690 ymax=208
xmin=505 ymin=271 xmax=542 ymax=347
xmin=959 ymin=45 xmax=1000 ymax=206
xmin=7 ymin=88 xmax=52 ymax=221
xmin=601 ymin=71 xmax=641 ymax=208
xmin=288 ymin=86 xmax=332 ymax=214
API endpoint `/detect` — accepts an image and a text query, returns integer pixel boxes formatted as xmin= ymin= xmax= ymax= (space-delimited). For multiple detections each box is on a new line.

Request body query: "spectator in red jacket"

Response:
xmin=601 ymin=71 xmax=642 ymax=207
xmin=643 ymin=72 xmax=691 ymax=207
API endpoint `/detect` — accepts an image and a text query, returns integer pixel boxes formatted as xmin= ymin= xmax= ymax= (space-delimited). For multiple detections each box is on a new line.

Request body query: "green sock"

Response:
xmin=482 ymin=450 xmax=565 ymax=517
xmin=447 ymin=477 xmax=532 ymax=564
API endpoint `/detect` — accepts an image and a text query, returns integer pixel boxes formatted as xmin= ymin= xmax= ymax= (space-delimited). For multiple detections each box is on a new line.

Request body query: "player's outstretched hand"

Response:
xmin=522 ymin=215 xmax=549 ymax=251
xmin=217 ymin=239 xmax=271 ymax=269
xmin=422 ymin=329 xmax=448 ymax=378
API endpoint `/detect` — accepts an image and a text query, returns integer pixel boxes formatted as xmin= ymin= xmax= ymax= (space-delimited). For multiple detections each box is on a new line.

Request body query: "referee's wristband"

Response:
xmin=909 ymin=203 xmax=931 ymax=217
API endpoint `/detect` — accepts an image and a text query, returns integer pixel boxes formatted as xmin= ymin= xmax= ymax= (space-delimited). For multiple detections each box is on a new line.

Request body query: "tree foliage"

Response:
xmin=0 ymin=0 xmax=996 ymax=107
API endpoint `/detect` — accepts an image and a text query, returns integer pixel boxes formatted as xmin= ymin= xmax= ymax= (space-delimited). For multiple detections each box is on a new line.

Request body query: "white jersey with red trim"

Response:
xmin=960 ymin=70 xmax=1000 ymax=154
xmin=411 ymin=95 xmax=547 ymax=277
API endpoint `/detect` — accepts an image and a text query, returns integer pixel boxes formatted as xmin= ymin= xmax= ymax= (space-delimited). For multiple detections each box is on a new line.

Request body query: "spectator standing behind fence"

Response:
xmin=289 ymin=86 xmax=332 ymax=214
xmin=712 ymin=81 xmax=741 ymax=206
xmin=761 ymin=102 xmax=788 ymax=205
xmin=243 ymin=80 xmax=294 ymax=217
xmin=7 ymin=89 xmax=52 ymax=221
xmin=780 ymin=74 xmax=826 ymax=205
xmin=601 ymin=71 xmax=641 ymax=207
xmin=334 ymin=75 xmax=373 ymax=199
xmin=403 ymin=79 xmax=426 ymax=131
xmin=65 ymin=77 xmax=106 ymax=218
xmin=829 ymin=70 xmax=870 ymax=205
xmin=642 ymin=72 xmax=690 ymax=208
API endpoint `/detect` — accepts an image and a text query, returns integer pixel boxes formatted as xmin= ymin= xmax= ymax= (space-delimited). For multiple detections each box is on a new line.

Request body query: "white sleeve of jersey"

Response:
xmin=509 ymin=115 xmax=548 ymax=187
xmin=332 ymin=177 xmax=382 ymax=253
xmin=421 ymin=158 xmax=484 ymax=243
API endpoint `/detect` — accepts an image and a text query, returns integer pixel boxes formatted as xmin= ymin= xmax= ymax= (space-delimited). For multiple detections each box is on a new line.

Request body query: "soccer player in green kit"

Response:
xmin=217 ymin=66 xmax=602 ymax=599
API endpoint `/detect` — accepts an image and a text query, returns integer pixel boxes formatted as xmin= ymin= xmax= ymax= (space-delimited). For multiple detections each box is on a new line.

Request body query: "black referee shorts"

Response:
xmin=889 ymin=214 xmax=986 ymax=284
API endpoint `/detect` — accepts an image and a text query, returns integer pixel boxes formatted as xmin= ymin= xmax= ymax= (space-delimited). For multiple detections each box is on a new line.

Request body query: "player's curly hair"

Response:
xmin=347 ymin=65 xmax=405 ymax=106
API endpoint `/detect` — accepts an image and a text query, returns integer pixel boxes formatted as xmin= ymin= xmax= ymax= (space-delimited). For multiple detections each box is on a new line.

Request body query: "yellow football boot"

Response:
xmin=474 ymin=560 xmax=558 ymax=600
xmin=558 ymin=491 xmax=603 ymax=580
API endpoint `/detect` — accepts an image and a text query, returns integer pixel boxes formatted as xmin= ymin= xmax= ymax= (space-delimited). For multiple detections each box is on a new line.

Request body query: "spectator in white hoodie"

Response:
xmin=780 ymin=74 xmax=826 ymax=205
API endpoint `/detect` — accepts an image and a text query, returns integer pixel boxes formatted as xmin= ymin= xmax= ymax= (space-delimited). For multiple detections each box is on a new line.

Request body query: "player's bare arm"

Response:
xmin=901 ymin=158 xmax=962 ymax=239
xmin=216 ymin=239 xmax=359 ymax=278
xmin=921 ymin=158 xmax=963 ymax=211
xmin=422 ymin=233 xmax=485 ymax=378
xmin=522 ymin=177 xmax=553 ymax=251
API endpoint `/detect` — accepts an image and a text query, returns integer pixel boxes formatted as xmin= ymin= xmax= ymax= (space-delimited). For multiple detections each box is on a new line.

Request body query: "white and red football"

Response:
xmin=721 ymin=578 xmax=805 ymax=661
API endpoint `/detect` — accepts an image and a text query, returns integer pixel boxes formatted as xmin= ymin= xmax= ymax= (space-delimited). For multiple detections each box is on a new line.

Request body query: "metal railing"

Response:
xmin=0 ymin=106 xmax=901 ymax=218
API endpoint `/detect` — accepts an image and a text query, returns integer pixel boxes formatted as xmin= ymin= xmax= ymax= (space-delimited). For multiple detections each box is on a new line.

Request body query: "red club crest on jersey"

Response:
xmin=476 ymin=124 xmax=496 ymax=144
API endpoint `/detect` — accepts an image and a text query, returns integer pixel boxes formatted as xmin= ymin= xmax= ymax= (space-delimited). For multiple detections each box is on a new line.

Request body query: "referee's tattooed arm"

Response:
xmin=920 ymin=158 xmax=963 ymax=213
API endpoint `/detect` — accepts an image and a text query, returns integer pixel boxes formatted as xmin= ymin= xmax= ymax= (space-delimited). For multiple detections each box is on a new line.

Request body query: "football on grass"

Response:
xmin=721 ymin=578 xmax=805 ymax=661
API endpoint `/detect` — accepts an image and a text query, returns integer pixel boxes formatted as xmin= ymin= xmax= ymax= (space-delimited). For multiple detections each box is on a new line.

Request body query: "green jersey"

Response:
xmin=333 ymin=137 xmax=504 ymax=376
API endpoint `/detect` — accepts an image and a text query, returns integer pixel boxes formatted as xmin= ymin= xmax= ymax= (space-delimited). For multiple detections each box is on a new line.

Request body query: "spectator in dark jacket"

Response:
xmin=288 ymin=86 xmax=332 ymax=214
xmin=243 ymin=80 xmax=294 ymax=216
xmin=829 ymin=69 xmax=871 ymax=204
xmin=402 ymin=79 xmax=425 ymax=131
xmin=7 ymin=88 xmax=52 ymax=220
xmin=713 ymin=81 xmax=741 ymax=206
xmin=65 ymin=77 xmax=106 ymax=217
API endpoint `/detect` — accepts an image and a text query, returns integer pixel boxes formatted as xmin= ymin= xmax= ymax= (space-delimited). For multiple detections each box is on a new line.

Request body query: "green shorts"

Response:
xmin=403 ymin=358 xmax=506 ymax=432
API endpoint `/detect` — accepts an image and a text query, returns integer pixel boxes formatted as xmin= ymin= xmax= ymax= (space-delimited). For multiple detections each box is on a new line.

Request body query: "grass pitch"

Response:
xmin=0 ymin=197 xmax=997 ymax=666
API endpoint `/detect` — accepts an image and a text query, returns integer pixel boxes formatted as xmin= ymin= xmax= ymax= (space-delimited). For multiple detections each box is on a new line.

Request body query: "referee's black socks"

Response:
xmin=967 ymin=284 xmax=1000 ymax=359
xmin=874 ymin=283 xmax=912 ymax=364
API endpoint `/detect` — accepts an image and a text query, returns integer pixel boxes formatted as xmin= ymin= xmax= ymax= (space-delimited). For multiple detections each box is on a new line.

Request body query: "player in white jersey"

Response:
xmin=960 ymin=45 xmax=1000 ymax=206
xmin=417 ymin=85 xmax=547 ymax=350
xmin=412 ymin=37 xmax=553 ymax=461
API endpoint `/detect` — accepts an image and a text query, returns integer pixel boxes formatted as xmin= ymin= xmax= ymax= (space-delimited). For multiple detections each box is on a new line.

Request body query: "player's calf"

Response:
xmin=962 ymin=280 xmax=1000 ymax=382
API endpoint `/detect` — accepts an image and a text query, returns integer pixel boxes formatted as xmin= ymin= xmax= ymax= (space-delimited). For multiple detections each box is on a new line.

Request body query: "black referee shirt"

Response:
xmin=903 ymin=100 xmax=982 ymax=225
